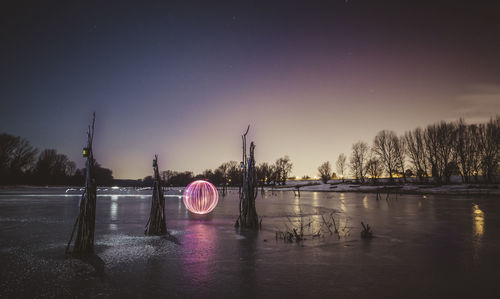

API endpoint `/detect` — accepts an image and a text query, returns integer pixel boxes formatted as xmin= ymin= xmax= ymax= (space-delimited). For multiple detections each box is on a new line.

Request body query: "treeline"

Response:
xmin=330 ymin=117 xmax=499 ymax=184
xmin=3 ymin=116 xmax=498 ymax=187
xmin=0 ymin=133 xmax=114 ymax=186
xmin=137 ymin=156 xmax=294 ymax=187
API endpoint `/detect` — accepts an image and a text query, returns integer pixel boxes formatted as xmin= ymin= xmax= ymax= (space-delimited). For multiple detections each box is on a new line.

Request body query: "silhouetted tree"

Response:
xmin=0 ymin=133 xmax=37 ymax=184
xmin=318 ymin=161 xmax=332 ymax=183
xmin=405 ymin=127 xmax=428 ymax=182
xmin=455 ymin=119 xmax=475 ymax=183
xmin=226 ymin=161 xmax=241 ymax=187
xmin=373 ymin=130 xmax=398 ymax=181
xmin=350 ymin=141 xmax=369 ymax=183
xmin=34 ymin=149 xmax=76 ymax=185
xmin=78 ymin=162 xmax=113 ymax=186
xmin=365 ymin=155 xmax=383 ymax=183
xmin=215 ymin=163 xmax=229 ymax=195
xmin=274 ymin=156 xmax=293 ymax=185
xmin=394 ymin=135 xmax=407 ymax=182
xmin=161 ymin=170 xmax=176 ymax=186
xmin=436 ymin=122 xmax=456 ymax=184
xmin=256 ymin=162 xmax=273 ymax=186
xmin=468 ymin=124 xmax=483 ymax=182
xmin=169 ymin=171 xmax=193 ymax=186
xmin=202 ymin=169 xmax=214 ymax=181
xmin=478 ymin=116 xmax=499 ymax=183
xmin=94 ymin=163 xmax=113 ymax=186
xmin=424 ymin=124 xmax=442 ymax=183
xmin=336 ymin=153 xmax=347 ymax=182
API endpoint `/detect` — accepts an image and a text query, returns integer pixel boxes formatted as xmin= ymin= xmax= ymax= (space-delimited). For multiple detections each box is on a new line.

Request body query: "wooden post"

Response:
xmin=66 ymin=113 xmax=97 ymax=256
xmin=145 ymin=155 xmax=167 ymax=235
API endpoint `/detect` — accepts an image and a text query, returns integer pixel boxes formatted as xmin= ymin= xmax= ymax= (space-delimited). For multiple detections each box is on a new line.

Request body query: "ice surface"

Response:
xmin=1 ymin=187 xmax=499 ymax=298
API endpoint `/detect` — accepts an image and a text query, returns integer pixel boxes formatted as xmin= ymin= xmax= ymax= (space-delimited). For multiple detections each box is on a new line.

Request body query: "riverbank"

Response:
xmin=2 ymin=181 xmax=499 ymax=196
xmin=268 ymin=181 xmax=500 ymax=196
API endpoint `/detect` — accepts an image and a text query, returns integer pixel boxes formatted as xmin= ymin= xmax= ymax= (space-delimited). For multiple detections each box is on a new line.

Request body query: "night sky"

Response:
xmin=1 ymin=0 xmax=499 ymax=179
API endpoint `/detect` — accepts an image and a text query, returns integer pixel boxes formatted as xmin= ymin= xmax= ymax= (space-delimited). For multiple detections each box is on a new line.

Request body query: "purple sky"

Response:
xmin=1 ymin=0 xmax=499 ymax=179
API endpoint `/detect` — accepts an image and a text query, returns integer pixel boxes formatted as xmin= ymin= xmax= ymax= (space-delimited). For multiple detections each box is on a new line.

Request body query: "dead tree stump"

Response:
xmin=236 ymin=125 xmax=259 ymax=229
xmin=145 ymin=155 xmax=167 ymax=235
xmin=66 ymin=113 xmax=97 ymax=256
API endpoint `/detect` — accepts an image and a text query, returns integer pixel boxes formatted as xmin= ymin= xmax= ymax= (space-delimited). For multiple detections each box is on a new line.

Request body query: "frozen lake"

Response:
xmin=1 ymin=187 xmax=499 ymax=298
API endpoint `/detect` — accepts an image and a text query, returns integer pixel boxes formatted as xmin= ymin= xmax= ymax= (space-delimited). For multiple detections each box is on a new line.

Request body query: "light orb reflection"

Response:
xmin=183 ymin=180 xmax=219 ymax=214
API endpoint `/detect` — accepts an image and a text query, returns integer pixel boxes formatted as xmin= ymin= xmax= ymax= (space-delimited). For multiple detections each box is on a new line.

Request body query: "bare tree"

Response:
xmin=405 ymin=127 xmax=428 ymax=182
xmin=65 ymin=161 xmax=77 ymax=177
xmin=436 ymin=122 xmax=456 ymax=184
xmin=336 ymin=153 xmax=347 ymax=182
xmin=455 ymin=119 xmax=475 ymax=183
xmin=0 ymin=134 xmax=38 ymax=183
xmin=215 ymin=163 xmax=229 ymax=195
xmin=317 ymin=161 xmax=332 ymax=184
xmin=478 ymin=116 xmax=499 ymax=183
xmin=202 ymin=169 xmax=214 ymax=180
xmin=256 ymin=162 xmax=273 ymax=186
xmin=424 ymin=124 xmax=442 ymax=183
xmin=226 ymin=161 xmax=241 ymax=186
xmin=373 ymin=130 xmax=398 ymax=181
xmin=423 ymin=122 xmax=455 ymax=184
xmin=0 ymin=134 xmax=18 ymax=175
xmin=468 ymin=124 xmax=482 ymax=182
xmin=349 ymin=141 xmax=369 ymax=183
xmin=275 ymin=156 xmax=293 ymax=185
xmin=423 ymin=121 xmax=465 ymax=184
xmin=394 ymin=135 xmax=407 ymax=182
xmin=161 ymin=170 xmax=176 ymax=186
xmin=35 ymin=149 xmax=76 ymax=185
xmin=365 ymin=155 xmax=383 ymax=183
xmin=268 ymin=164 xmax=280 ymax=185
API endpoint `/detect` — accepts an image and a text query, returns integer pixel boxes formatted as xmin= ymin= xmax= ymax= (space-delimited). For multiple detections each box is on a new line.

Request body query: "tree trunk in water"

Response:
xmin=145 ymin=155 xmax=167 ymax=235
xmin=237 ymin=126 xmax=259 ymax=229
xmin=66 ymin=113 xmax=97 ymax=256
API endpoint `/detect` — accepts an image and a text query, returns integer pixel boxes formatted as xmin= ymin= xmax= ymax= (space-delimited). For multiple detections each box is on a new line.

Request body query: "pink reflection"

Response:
xmin=182 ymin=223 xmax=217 ymax=286
xmin=183 ymin=180 xmax=219 ymax=214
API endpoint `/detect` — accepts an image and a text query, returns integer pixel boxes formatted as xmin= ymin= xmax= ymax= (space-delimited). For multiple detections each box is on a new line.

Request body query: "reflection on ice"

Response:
xmin=182 ymin=223 xmax=217 ymax=286
xmin=111 ymin=201 xmax=118 ymax=221
xmin=313 ymin=192 xmax=319 ymax=205
xmin=472 ymin=204 xmax=484 ymax=237
xmin=472 ymin=203 xmax=484 ymax=263
xmin=340 ymin=199 xmax=346 ymax=212
xmin=363 ymin=195 xmax=368 ymax=209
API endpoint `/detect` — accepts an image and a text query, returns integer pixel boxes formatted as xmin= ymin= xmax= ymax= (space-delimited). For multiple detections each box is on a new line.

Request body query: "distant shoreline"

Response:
xmin=265 ymin=182 xmax=500 ymax=196
xmin=1 ymin=183 xmax=499 ymax=196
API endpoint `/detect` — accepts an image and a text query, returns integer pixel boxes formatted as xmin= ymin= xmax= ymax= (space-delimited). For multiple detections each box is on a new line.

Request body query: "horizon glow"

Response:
xmin=1 ymin=1 xmax=499 ymax=179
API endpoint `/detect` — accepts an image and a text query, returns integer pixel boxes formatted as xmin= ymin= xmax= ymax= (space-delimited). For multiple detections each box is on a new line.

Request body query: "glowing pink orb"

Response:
xmin=183 ymin=180 xmax=219 ymax=214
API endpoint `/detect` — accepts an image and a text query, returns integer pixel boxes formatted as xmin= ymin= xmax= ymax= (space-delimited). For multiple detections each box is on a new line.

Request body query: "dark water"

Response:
xmin=1 ymin=187 xmax=499 ymax=298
